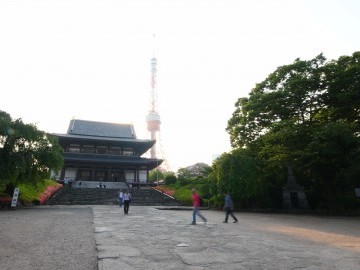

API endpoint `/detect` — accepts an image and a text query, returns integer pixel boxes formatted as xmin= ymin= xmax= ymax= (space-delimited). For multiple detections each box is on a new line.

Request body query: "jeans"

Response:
xmin=225 ymin=207 xmax=238 ymax=222
xmin=192 ymin=207 xmax=206 ymax=223
xmin=118 ymin=198 xmax=123 ymax=207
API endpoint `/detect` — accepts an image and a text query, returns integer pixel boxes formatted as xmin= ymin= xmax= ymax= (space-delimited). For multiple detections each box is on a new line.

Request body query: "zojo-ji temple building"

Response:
xmin=51 ymin=119 xmax=162 ymax=188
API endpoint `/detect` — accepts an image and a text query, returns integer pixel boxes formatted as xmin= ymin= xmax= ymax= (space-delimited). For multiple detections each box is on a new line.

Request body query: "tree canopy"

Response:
xmin=222 ymin=52 xmax=360 ymax=210
xmin=0 ymin=111 xmax=63 ymax=185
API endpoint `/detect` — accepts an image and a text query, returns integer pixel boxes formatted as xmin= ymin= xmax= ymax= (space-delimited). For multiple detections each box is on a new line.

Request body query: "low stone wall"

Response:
xmin=71 ymin=181 xmax=128 ymax=189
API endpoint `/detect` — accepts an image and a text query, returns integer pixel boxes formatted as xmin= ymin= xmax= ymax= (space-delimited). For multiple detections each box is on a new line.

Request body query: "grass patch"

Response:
xmin=173 ymin=188 xmax=193 ymax=206
xmin=17 ymin=179 xmax=60 ymax=204
xmin=160 ymin=180 xmax=212 ymax=206
xmin=0 ymin=179 xmax=61 ymax=205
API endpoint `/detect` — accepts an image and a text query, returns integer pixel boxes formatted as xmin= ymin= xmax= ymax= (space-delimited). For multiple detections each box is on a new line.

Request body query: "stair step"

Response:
xmin=46 ymin=186 xmax=181 ymax=206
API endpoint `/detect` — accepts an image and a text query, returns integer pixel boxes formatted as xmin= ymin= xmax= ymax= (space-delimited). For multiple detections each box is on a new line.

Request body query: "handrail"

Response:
xmin=151 ymin=186 xmax=175 ymax=200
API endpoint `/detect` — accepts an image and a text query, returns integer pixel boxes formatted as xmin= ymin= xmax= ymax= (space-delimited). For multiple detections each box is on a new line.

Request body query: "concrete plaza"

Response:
xmin=95 ymin=206 xmax=360 ymax=270
xmin=1 ymin=206 xmax=359 ymax=270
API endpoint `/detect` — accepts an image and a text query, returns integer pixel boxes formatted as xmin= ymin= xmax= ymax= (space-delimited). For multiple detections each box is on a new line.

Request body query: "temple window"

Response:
xmin=82 ymin=145 xmax=95 ymax=154
xmin=68 ymin=144 xmax=80 ymax=153
xmin=79 ymin=170 xmax=91 ymax=180
xmin=109 ymin=147 xmax=122 ymax=155
xmin=123 ymin=148 xmax=134 ymax=156
xmin=96 ymin=146 xmax=108 ymax=154
xmin=95 ymin=170 xmax=106 ymax=181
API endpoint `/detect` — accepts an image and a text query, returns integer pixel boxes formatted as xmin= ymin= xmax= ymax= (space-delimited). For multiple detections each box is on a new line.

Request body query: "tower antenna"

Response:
xmin=152 ymin=33 xmax=156 ymax=58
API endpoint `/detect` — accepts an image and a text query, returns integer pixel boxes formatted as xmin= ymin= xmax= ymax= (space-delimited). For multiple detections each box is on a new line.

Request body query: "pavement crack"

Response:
xmin=98 ymin=256 xmax=120 ymax=260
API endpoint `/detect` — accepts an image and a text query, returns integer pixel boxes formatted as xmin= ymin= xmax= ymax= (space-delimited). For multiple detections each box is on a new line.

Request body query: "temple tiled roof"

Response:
xmin=67 ymin=119 xmax=136 ymax=139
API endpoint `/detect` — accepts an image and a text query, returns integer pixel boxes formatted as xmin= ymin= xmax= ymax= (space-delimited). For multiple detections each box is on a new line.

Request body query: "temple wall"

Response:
xmin=125 ymin=170 xmax=135 ymax=182
xmin=139 ymin=171 xmax=147 ymax=183
xmin=64 ymin=168 xmax=77 ymax=180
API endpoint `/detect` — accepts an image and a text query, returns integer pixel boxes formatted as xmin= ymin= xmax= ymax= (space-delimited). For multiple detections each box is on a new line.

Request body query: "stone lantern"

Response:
xmin=282 ymin=167 xmax=309 ymax=210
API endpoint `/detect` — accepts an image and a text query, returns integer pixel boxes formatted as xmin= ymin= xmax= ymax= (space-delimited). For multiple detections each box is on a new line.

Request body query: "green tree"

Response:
xmin=164 ymin=172 xmax=177 ymax=185
xmin=226 ymin=52 xmax=360 ymax=209
xmin=210 ymin=149 xmax=266 ymax=208
xmin=0 ymin=111 xmax=63 ymax=185
xmin=300 ymin=122 xmax=359 ymax=209
xmin=176 ymin=168 xmax=192 ymax=186
xmin=148 ymin=169 xmax=164 ymax=183
xmin=227 ymin=54 xmax=326 ymax=149
xmin=321 ymin=52 xmax=360 ymax=124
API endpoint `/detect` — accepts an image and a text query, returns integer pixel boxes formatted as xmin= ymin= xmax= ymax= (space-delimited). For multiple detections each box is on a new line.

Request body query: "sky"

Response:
xmin=0 ymin=0 xmax=359 ymax=171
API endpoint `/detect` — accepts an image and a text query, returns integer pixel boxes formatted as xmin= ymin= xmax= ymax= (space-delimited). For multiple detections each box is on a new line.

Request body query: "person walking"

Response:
xmin=118 ymin=189 xmax=124 ymax=208
xmin=191 ymin=189 xmax=207 ymax=225
xmin=123 ymin=190 xmax=131 ymax=214
xmin=223 ymin=192 xmax=238 ymax=223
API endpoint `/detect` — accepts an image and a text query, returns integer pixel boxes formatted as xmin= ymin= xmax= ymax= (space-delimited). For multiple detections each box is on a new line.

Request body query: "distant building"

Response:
xmin=51 ymin=119 xmax=162 ymax=186
xmin=182 ymin=162 xmax=211 ymax=177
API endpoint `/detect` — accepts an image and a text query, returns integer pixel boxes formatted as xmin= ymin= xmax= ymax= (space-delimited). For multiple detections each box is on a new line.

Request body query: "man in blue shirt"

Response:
xmin=223 ymin=192 xmax=238 ymax=223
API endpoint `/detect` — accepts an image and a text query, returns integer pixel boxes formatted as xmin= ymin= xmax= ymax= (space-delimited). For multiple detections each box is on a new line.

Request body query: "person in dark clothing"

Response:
xmin=223 ymin=192 xmax=238 ymax=223
xmin=123 ymin=190 xmax=131 ymax=214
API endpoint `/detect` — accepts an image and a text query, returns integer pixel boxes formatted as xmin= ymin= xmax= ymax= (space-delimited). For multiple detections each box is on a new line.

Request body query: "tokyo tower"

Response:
xmin=145 ymin=51 xmax=171 ymax=171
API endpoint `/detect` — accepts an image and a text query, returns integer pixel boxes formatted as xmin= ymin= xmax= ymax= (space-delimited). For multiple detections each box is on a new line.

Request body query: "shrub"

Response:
xmin=37 ymin=184 xmax=62 ymax=204
xmin=174 ymin=189 xmax=192 ymax=206
xmin=164 ymin=173 xmax=177 ymax=185
xmin=0 ymin=193 xmax=12 ymax=208
xmin=4 ymin=183 xmax=15 ymax=196
xmin=17 ymin=179 xmax=62 ymax=205
xmin=177 ymin=177 xmax=191 ymax=186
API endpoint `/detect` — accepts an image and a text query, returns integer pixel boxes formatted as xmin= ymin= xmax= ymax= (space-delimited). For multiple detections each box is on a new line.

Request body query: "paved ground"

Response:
xmin=0 ymin=206 xmax=97 ymax=270
xmin=1 ymin=206 xmax=360 ymax=270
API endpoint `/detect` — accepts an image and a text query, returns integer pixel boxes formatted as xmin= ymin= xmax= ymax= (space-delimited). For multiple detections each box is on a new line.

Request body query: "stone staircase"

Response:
xmin=46 ymin=186 xmax=181 ymax=206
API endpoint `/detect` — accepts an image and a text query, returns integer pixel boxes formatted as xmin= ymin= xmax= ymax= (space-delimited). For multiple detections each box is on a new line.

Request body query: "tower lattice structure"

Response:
xmin=145 ymin=57 xmax=171 ymax=172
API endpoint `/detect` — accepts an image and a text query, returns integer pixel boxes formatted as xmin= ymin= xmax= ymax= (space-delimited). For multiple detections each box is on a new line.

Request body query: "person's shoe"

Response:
xmin=233 ymin=220 xmax=238 ymax=223
xmin=223 ymin=221 xmax=228 ymax=223
xmin=204 ymin=219 xmax=207 ymax=224
xmin=191 ymin=222 xmax=196 ymax=225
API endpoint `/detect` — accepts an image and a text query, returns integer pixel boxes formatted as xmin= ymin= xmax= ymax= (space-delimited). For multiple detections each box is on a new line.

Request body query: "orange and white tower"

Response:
xmin=146 ymin=56 xmax=161 ymax=159
xmin=145 ymin=38 xmax=170 ymax=171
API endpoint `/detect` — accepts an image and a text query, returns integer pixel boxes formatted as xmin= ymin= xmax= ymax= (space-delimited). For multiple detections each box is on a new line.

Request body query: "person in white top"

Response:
xmin=118 ymin=190 xmax=124 ymax=207
xmin=123 ymin=190 xmax=131 ymax=214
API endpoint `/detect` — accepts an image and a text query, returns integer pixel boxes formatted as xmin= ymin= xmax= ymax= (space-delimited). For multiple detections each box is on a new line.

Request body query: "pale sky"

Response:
xmin=0 ymin=0 xmax=359 ymax=171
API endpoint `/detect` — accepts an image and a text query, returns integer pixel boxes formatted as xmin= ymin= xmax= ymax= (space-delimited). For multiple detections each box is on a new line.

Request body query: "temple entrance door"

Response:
xmin=110 ymin=170 xmax=125 ymax=182
xmin=78 ymin=169 xmax=92 ymax=181
xmin=95 ymin=170 xmax=107 ymax=182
